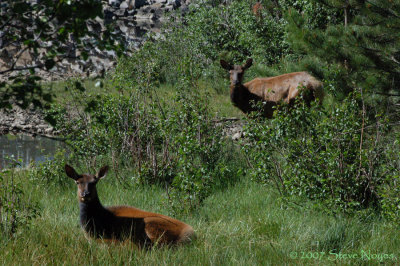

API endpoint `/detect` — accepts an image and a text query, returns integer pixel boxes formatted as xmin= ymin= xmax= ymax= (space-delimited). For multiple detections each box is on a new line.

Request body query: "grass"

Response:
xmin=45 ymin=74 xmax=245 ymax=119
xmin=153 ymin=81 xmax=244 ymax=119
xmin=1 ymin=169 xmax=400 ymax=265
xmin=3 ymin=64 xmax=399 ymax=264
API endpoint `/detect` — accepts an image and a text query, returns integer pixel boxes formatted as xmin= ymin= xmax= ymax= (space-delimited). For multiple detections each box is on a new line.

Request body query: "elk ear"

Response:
xmin=97 ymin=165 xmax=109 ymax=179
xmin=65 ymin=164 xmax=79 ymax=180
xmin=220 ymin=60 xmax=233 ymax=70
xmin=243 ymin=58 xmax=253 ymax=70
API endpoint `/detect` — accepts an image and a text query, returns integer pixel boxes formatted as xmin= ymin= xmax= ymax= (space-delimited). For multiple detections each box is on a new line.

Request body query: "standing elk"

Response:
xmin=220 ymin=58 xmax=324 ymax=118
xmin=65 ymin=164 xmax=195 ymax=248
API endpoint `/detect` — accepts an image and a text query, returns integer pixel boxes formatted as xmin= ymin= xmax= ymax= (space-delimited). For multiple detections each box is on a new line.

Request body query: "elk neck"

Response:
xmin=78 ymin=195 xmax=114 ymax=235
xmin=230 ymin=83 xmax=245 ymax=105
xmin=230 ymin=84 xmax=259 ymax=113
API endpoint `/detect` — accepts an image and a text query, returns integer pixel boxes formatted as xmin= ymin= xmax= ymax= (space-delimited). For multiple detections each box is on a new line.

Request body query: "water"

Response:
xmin=0 ymin=134 xmax=65 ymax=169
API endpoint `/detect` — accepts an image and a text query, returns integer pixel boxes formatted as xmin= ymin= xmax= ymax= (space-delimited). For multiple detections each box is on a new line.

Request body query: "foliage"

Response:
xmin=279 ymin=0 xmax=341 ymax=29
xmin=126 ymin=0 xmax=344 ymax=89
xmin=243 ymin=92 xmax=398 ymax=214
xmin=0 ymin=159 xmax=40 ymax=242
xmin=28 ymin=149 xmax=69 ymax=188
xmin=379 ymin=131 xmax=400 ymax=223
xmin=183 ymin=1 xmax=290 ymax=65
xmin=121 ymin=0 xmax=291 ymax=88
xmin=286 ymin=0 xmax=400 ymax=100
xmin=16 ymin=0 xmax=400 ymax=219
xmin=165 ymin=90 xmax=236 ymax=213
xmin=0 ymin=0 xmax=123 ymax=109
xmin=46 ymin=58 xmax=241 ymax=212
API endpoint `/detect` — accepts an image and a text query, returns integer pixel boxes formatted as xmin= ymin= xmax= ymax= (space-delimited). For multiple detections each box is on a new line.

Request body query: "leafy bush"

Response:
xmin=181 ymin=1 xmax=289 ymax=65
xmin=243 ymin=92 xmax=397 ymax=214
xmin=165 ymin=90 xmax=238 ymax=213
xmin=46 ymin=65 xmax=242 ymax=213
xmin=280 ymin=0 xmax=342 ymax=30
xmin=113 ymin=0 xmax=292 ymax=88
xmin=28 ymin=149 xmax=69 ymax=188
xmin=378 ymin=132 xmax=400 ymax=223
xmin=0 ymin=159 xmax=40 ymax=242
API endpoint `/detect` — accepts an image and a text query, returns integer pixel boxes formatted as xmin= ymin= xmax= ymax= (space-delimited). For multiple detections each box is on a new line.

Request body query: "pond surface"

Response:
xmin=0 ymin=134 xmax=65 ymax=169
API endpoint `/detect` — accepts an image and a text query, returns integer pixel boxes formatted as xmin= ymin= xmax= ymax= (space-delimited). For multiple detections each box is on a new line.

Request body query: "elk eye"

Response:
xmin=75 ymin=181 xmax=79 ymax=185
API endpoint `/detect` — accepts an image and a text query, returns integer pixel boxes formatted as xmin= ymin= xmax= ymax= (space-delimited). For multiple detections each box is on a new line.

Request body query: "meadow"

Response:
xmin=2 ymin=0 xmax=400 ymax=265
xmin=2 ymin=168 xmax=400 ymax=265
xmin=1 ymin=75 xmax=399 ymax=264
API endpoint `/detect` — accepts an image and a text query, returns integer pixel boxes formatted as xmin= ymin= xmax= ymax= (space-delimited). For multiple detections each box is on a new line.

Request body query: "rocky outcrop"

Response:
xmin=0 ymin=0 xmax=198 ymax=137
xmin=0 ymin=0 xmax=192 ymax=82
xmin=0 ymin=106 xmax=56 ymax=137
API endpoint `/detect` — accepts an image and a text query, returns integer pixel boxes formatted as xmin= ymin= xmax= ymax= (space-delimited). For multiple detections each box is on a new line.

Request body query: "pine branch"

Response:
xmin=365 ymin=0 xmax=400 ymax=19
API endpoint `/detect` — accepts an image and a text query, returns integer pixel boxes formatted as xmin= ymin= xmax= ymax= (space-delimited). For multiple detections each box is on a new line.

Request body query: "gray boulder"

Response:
xmin=130 ymin=0 xmax=148 ymax=9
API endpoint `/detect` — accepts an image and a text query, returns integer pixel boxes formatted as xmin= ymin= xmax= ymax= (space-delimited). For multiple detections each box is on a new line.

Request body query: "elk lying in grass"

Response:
xmin=65 ymin=165 xmax=194 ymax=248
xmin=220 ymin=58 xmax=324 ymax=118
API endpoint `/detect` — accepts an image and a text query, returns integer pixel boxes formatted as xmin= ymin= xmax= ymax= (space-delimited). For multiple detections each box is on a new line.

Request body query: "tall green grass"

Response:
xmin=1 ymin=171 xmax=399 ymax=265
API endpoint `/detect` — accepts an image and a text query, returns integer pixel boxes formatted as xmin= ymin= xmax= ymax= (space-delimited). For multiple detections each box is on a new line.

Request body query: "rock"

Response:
xmin=119 ymin=1 xmax=129 ymax=9
xmin=11 ymin=123 xmax=19 ymax=129
xmin=127 ymin=8 xmax=136 ymax=16
xmin=22 ymin=125 xmax=32 ymax=131
xmin=70 ymin=63 xmax=82 ymax=73
xmin=119 ymin=24 xmax=129 ymax=33
xmin=131 ymin=0 xmax=148 ymax=9
xmin=45 ymin=127 xmax=54 ymax=134
xmin=168 ymin=0 xmax=181 ymax=8
xmin=0 ymin=105 xmax=55 ymax=136
xmin=114 ymin=8 xmax=127 ymax=17
xmin=109 ymin=0 xmax=122 ymax=7
xmin=0 ymin=58 xmax=8 ymax=71
xmin=135 ymin=10 xmax=156 ymax=20
xmin=232 ymin=132 xmax=242 ymax=141
xmin=0 ymin=0 xmax=191 ymax=83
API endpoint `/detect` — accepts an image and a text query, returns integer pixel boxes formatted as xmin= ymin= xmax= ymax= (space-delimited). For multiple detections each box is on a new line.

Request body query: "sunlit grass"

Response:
xmin=1 ymin=170 xmax=399 ymax=265
xmin=6 ymin=67 xmax=398 ymax=265
xmin=45 ymin=76 xmax=244 ymax=119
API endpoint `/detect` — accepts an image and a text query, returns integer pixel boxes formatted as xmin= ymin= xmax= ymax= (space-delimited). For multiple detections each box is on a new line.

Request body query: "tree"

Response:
xmin=286 ymin=0 xmax=400 ymax=100
xmin=0 ymin=0 xmax=123 ymax=109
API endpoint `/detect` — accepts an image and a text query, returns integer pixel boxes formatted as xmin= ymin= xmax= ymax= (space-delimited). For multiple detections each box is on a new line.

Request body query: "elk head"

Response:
xmin=220 ymin=58 xmax=253 ymax=88
xmin=65 ymin=165 xmax=109 ymax=203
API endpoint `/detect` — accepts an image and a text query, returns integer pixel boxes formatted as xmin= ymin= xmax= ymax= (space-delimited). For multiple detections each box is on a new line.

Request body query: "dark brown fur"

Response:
xmin=65 ymin=165 xmax=195 ymax=247
xmin=220 ymin=58 xmax=324 ymax=118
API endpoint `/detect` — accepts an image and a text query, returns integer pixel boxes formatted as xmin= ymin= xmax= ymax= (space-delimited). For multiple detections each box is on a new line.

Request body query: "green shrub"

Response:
xmin=46 ymin=68 xmax=242 ymax=213
xmin=379 ymin=132 xmax=400 ymax=223
xmin=243 ymin=92 xmax=397 ymax=214
xmin=28 ymin=149 xmax=69 ymax=188
xmin=165 ymin=90 xmax=238 ymax=213
xmin=0 ymin=159 xmax=40 ymax=242
xmin=181 ymin=1 xmax=289 ymax=65
xmin=113 ymin=0 xmax=291 ymax=88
